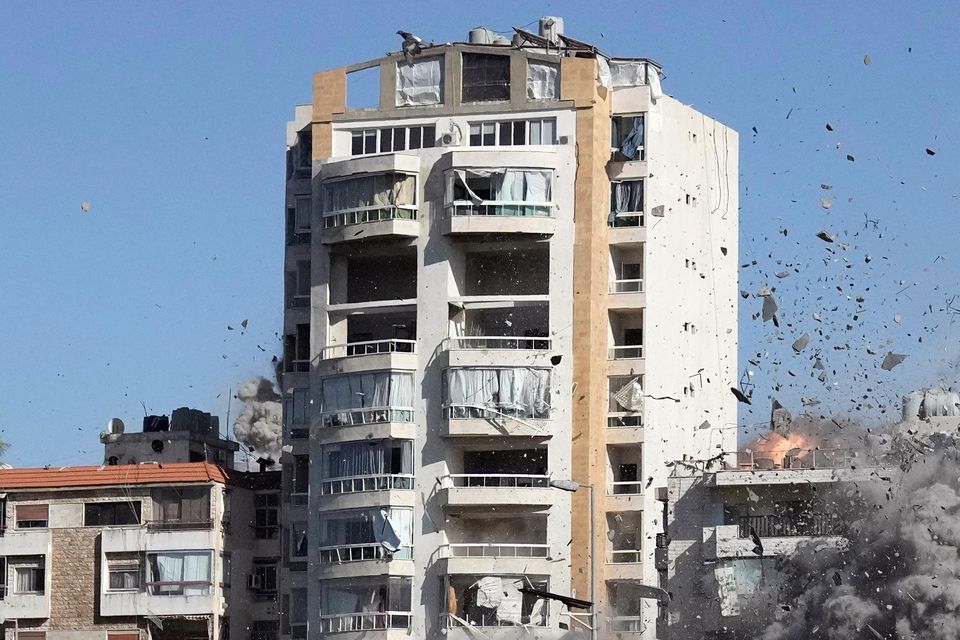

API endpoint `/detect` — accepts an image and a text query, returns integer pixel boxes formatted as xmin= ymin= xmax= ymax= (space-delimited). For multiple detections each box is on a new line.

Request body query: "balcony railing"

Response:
xmin=322 ymin=205 xmax=417 ymax=230
xmin=441 ymin=474 xmax=550 ymax=489
xmin=445 ymin=404 xmax=551 ymax=421
xmin=608 ymin=345 xmax=644 ymax=360
xmin=737 ymin=514 xmax=845 ymax=538
xmin=316 ymin=339 xmax=416 ymax=360
xmin=442 ymin=611 xmax=547 ymax=628
xmin=320 ymin=406 xmax=414 ymax=428
xmin=609 ymin=212 xmax=644 ymax=228
xmin=288 ymin=294 xmax=310 ymax=308
xmin=444 ymin=336 xmax=552 ymax=351
xmin=610 ymin=549 xmax=642 ymax=564
xmin=607 ymin=413 xmax=643 ymax=428
xmin=449 ymin=201 xmax=553 ymax=218
xmin=146 ymin=520 xmax=213 ymax=531
xmin=442 ymin=542 xmax=549 ymax=558
xmin=608 ymin=616 xmax=644 ymax=633
xmin=146 ymin=581 xmax=212 ymax=596
xmin=320 ymin=474 xmax=414 ymax=495
xmin=609 ymin=279 xmax=644 ymax=293
xmin=286 ymin=359 xmax=310 ymax=373
xmin=318 ymin=542 xmax=413 ymax=563
xmin=320 ymin=612 xmax=412 ymax=633
xmin=610 ymin=481 xmax=643 ymax=496
xmin=733 ymin=448 xmax=881 ymax=471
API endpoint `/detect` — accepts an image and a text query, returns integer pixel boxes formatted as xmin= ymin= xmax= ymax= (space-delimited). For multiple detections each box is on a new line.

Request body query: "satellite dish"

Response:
xmin=151 ymin=440 xmax=165 ymax=453
xmin=106 ymin=418 xmax=125 ymax=435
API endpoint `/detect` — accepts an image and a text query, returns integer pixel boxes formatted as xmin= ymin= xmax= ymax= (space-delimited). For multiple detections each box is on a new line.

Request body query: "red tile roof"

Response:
xmin=0 ymin=463 xmax=229 ymax=490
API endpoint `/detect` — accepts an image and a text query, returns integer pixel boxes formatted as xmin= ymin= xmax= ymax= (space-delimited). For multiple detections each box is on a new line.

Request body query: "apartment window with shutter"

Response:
xmin=462 ymin=53 xmax=510 ymax=102
xmin=16 ymin=633 xmax=46 ymax=640
xmin=107 ymin=553 xmax=143 ymax=591
xmin=107 ymin=633 xmax=141 ymax=640
xmin=84 ymin=501 xmax=141 ymax=526
xmin=152 ymin=487 xmax=210 ymax=529
xmin=15 ymin=504 xmax=48 ymax=528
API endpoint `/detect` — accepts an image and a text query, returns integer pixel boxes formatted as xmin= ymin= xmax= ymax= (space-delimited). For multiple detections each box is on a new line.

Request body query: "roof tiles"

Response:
xmin=0 ymin=462 xmax=229 ymax=490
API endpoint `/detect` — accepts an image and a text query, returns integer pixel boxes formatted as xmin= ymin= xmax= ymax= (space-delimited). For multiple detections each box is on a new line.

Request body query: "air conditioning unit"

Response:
xmin=438 ymin=123 xmax=463 ymax=147
xmin=247 ymin=574 xmax=263 ymax=590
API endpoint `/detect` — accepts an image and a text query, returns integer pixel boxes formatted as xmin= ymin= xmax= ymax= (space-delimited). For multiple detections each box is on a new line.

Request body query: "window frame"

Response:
xmin=14 ymin=504 xmax=49 ymax=529
xmin=468 ymin=118 xmax=557 ymax=147
xmin=254 ymin=493 xmax=280 ymax=539
xmin=107 ymin=555 xmax=144 ymax=592
xmin=349 ymin=124 xmax=436 ymax=156
xmin=11 ymin=557 xmax=45 ymax=594
xmin=461 ymin=53 xmax=511 ymax=103
xmin=84 ymin=501 xmax=142 ymax=527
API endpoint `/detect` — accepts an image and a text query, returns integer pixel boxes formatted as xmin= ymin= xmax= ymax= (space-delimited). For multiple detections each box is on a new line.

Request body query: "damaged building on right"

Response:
xmin=280 ymin=17 xmax=738 ymax=640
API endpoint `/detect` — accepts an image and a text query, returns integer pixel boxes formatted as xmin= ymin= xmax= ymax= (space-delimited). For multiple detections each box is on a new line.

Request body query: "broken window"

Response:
xmin=445 ymin=575 xmax=549 ymax=628
xmin=608 ymin=512 xmax=643 ymax=563
xmin=284 ymin=324 xmax=310 ymax=373
xmin=251 ymin=620 xmax=279 ymax=640
xmin=151 ymin=487 xmax=209 ymax=528
xmin=611 ymin=114 xmax=645 ymax=161
xmin=318 ymin=507 xmax=414 ymax=561
xmin=319 ymin=578 xmax=412 ymax=632
xmin=15 ymin=504 xmax=48 ymax=528
xmin=608 ymin=375 xmax=644 ymax=427
xmin=292 ymin=454 xmax=309 ymax=496
xmin=320 ymin=371 xmax=414 ymax=427
xmin=250 ymin=559 xmax=278 ymax=593
xmin=609 ymin=445 xmax=643 ymax=494
xmin=290 ymin=522 xmax=308 ymax=558
xmin=396 ymin=57 xmax=443 ymax=106
xmin=321 ymin=172 xmax=416 ymax=228
xmin=609 ymin=180 xmax=644 ymax=227
xmin=106 ymin=552 xmax=142 ymax=591
xmin=337 ymin=252 xmax=417 ymax=303
xmin=346 ymin=65 xmax=379 ymax=111
xmin=283 ymin=387 xmax=312 ymax=438
xmin=295 ymin=127 xmax=312 ymax=172
xmin=462 ymin=53 xmax=510 ymax=102
xmin=294 ymin=196 xmax=311 ymax=233
xmin=84 ymin=501 xmax=141 ymax=526
xmin=446 ymin=168 xmax=552 ymax=217
xmin=468 ymin=118 xmax=556 ymax=146
xmin=527 ymin=61 xmax=559 ymax=100
xmin=11 ymin=556 xmax=45 ymax=594
xmin=444 ymin=367 xmax=552 ymax=419
xmin=320 ymin=439 xmax=414 ymax=493
xmin=463 ymin=248 xmax=549 ymax=296
xmin=147 ymin=551 xmax=212 ymax=596
xmin=350 ymin=125 xmax=436 ymax=155
xmin=254 ymin=493 xmax=279 ymax=539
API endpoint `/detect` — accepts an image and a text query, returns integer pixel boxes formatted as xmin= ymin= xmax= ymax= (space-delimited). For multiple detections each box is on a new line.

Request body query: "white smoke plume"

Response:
xmin=757 ymin=432 xmax=960 ymax=640
xmin=232 ymin=376 xmax=282 ymax=458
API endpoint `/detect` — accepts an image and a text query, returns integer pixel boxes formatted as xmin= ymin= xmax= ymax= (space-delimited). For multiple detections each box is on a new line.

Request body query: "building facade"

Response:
xmin=280 ymin=18 xmax=738 ymax=640
xmin=0 ymin=463 xmax=281 ymax=640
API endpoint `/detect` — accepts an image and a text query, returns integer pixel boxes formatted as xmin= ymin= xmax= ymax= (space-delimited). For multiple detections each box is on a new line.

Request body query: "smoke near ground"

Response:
xmin=757 ymin=431 xmax=960 ymax=640
xmin=232 ymin=376 xmax=282 ymax=458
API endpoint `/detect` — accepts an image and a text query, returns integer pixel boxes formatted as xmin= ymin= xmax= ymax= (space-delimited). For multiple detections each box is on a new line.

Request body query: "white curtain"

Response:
xmin=153 ymin=553 xmax=183 ymax=594
xmin=323 ymin=441 xmax=386 ymax=478
xmin=612 ymin=181 xmax=643 ymax=213
xmin=322 ymin=372 xmax=414 ymax=411
xmin=324 ymin=174 xmax=412 ymax=214
xmin=182 ymin=552 xmax=211 ymax=595
xmin=396 ymin=58 xmax=442 ymax=106
xmin=446 ymin=368 xmax=550 ymax=418
xmin=527 ymin=61 xmax=559 ymax=100
xmin=15 ymin=567 xmax=38 ymax=593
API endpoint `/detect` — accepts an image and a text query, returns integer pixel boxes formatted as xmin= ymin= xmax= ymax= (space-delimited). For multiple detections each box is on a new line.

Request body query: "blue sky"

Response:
xmin=1 ymin=1 xmax=958 ymax=466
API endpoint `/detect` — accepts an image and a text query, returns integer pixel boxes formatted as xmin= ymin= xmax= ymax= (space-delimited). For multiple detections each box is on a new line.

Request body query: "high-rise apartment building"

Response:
xmin=279 ymin=18 xmax=738 ymax=640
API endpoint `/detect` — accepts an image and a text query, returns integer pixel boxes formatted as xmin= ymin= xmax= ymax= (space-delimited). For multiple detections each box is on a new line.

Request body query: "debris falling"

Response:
xmin=232 ymin=376 xmax=283 ymax=457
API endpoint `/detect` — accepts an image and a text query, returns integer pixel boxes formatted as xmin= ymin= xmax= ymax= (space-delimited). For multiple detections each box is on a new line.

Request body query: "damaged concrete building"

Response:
xmin=661 ymin=443 xmax=888 ymax=639
xmin=280 ymin=16 xmax=738 ymax=640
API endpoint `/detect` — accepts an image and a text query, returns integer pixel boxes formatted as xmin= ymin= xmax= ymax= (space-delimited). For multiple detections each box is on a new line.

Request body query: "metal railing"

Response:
xmin=318 ymin=543 xmax=413 ymax=563
xmin=316 ymin=339 xmax=416 ymax=360
xmin=449 ymin=201 xmax=553 ymax=218
xmin=607 ymin=413 xmax=643 ymax=428
xmin=444 ymin=336 xmax=551 ymax=351
xmin=322 ymin=205 xmax=417 ymax=229
xmin=609 ymin=279 xmax=644 ymax=293
xmin=320 ymin=474 xmax=414 ymax=495
xmin=442 ymin=542 xmax=549 ymax=558
xmin=609 ymin=345 xmax=644 ymax=359
xmin=609 ymin=212 xmax=644 ymax=228
xmin=320 ymin=406 xmax=414 ymax=428
xmin=146 ymin=520 xmax=213 ymax=531
xmin=610 ymin=549 xmax=643 ymax=564
xmin=288 ymin=294 xmax=310 ymax=308
xmin=610 ymin=481 xmax=644 ymax=496
xmin=319 ymin=612 xmax=412 ymax=633
xmin=442 ymin=611 xmax=548 ymax=628
xmin=733 ymin=448 xmax=879 ymax=471
xmin=286 ymin=359 xmax=310 ymax=373
xmin=440 ymin=474 xmax=550 ymax=489
xmin=608 ymin=616 xmax=645 ymax=633
xmin=146 ymin=581 xmax=212 ymax=596
xmin=738 ymin=514 xmax=846 ymax=538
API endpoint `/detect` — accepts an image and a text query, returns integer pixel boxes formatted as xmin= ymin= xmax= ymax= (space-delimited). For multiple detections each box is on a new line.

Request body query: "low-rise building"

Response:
xmin=0 ymin=463 xmax=280 ymax=640
xmin=660 ymin=445 xmax=888 ymax=640
xmin=101 ymin=409 xmax=240 ymax=469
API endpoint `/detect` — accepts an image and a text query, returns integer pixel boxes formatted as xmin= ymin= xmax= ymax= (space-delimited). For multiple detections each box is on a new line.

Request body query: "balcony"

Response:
xmin=437 ymin=543 xmax=552 ymax=576
xmin=314 ymin=339 xmax=417 ymax=375
xmin=442 ymin=574 xmax=550 ymax=633
xmin=608 ymin=616 xmax=645 ymax=634
xmin=706 ymin=523 xmax=847 ymax=559
xmin=738 ymin=514 xmax=845 ymax=539
xmin=608 ymin=345 xmax=644 ymax=360
xmin=442 ymin=166 xmax=556 ymax=236
xmin=437 ymin=474 xmax=553 ymax=509
xmin=317 ymin=543 xmax=415 ymax=580
xmin=608 ymin=278 xmax=646 ymax=312
xmin=319 ymin=612 xmax=412 ymax=634
xmin=713 ymin=448 xmax=886 ymax=486
xmin=320 ymin=474 xmax=415 ymax=496
xmin=318 ymin=154 xmax=420 ymax=245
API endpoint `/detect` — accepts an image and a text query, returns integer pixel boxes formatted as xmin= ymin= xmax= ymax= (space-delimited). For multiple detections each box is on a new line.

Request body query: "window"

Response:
xmin=15 ymin=504 xmax=48 ymax=528
xmin=251 ymin=620 xmax=280 ymax=640
xmin=444 ymin=368 xmax=552 ymax=419
xmin=468 ymin=118 xmax=556 ymax=147
xmin=249 ymin=560 xmax=278 ymax=593
xmin=396 ymin=57 xmax=443 ymax=106
xmin=349 ymin=125 xmax=435 ymax=156
xmin=294 ymin=196 xmax=311 ymax=232
xmin=11 ymin=556 xmax=45 ymax=594
xmin=527 ymin=61 xmax=559 ymax=100
xmin=151 ymin=487 xmax=210 ymax=528
xmin=255 ymin=493 xmax=279 ymax=539
xmin=291 ymin=588 xmax=308 ymax=638
xmin=320 ymin=440 xmax=415 ymax=494
xmin=462 ymin=53 xmax=510 ymax=102
xmin=446 ymin=168 xmax=553 ymax=217
xmin=221 ymin=553 xmax=231 ymax=588
xmin=84 ymin=501 xmax=141 ymax=526
xmin=147 ymin=551 xmax=212 ymax=596
xmin=0 ymin=557 xmax=6 ymax=599
xmin=320 ymin=371 xmax=415 ymax=427
xmin=609 ymin=180 xmax=644 ymax=227
xmin=296 ymin=128 xmax=312 ymax=171
xmin=291 ymin=522 xmax=308 ymax=558
xmin=293 ymin=455 xmax=310 ymax=495
xmin=319 ymin=508 xmax=414 ymax=560
xmin=284 ymin=388 xmax=312 ymax=438
xmin=107 ymin=553 xmax=142 ymax=591
xmin=321 ymin=172 xmax=417 ymax=228
xmin=612 ymin=115 xmax=645 ymax=161
xmin=284 ymin=324 xmax=311 ymax=373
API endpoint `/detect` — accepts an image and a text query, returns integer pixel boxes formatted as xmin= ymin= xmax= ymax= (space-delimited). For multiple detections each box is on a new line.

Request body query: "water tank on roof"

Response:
xmin=920 ymin=387 xmax=960 ymax=418
xmin=106 ymin=418 xmax=125 ymax=435
xmin=538 ymin=16 xmax=564 ymax=43
xmin=143 ymin=415 xmax=169 ymax=432
xmin=468 ymin=27 xmax=510 ymax=45
xmin=902 ymin=391 xmax=924 ymax=422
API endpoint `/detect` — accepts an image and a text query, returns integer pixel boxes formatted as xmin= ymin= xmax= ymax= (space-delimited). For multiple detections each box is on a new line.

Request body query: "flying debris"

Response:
xmin=881 ymin=352 xmax=907 ymax=371
xmin=770 ymin=399 xmax=792 ymax=432
xmin=863 ymin=53 xmax=872 ymax=65
xmin=762 ymin=294 xmax=778 ymax=322
xmin=80 ymin=201 xmax=91 ymax=213
xmin=792 ymin=334 xmax=810 ymax=353
xmin=816 ymin=230 xmax=836 ymax=243
xmin=731 ymin=387 xmax=752 ymax=405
